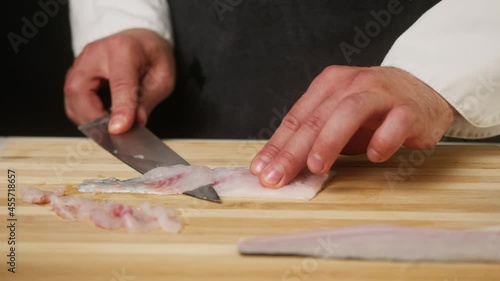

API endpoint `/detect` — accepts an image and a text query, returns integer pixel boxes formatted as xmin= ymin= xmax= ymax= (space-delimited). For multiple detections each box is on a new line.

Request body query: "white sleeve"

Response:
xmin=69 ymin=0 xmax=173 ymax=56
xmin=381 ymin=0 xmax=500 ymax=139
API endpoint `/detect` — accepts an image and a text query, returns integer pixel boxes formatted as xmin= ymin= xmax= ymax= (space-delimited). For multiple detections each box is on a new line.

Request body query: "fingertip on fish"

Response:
xmin=250 ymin=155 xmax=272 ymax=175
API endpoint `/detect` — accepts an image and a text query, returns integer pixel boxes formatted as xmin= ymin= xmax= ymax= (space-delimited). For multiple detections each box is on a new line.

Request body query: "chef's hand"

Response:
xmin=64 ymin=28 xmax=175 ymax=134
xmin=250 ymin=66 xmax=458 ymax=188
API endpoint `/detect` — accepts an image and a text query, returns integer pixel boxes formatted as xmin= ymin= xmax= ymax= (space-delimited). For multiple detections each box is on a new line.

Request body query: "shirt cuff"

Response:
xmin=70 ymin=0 xmax=173 ymax=56
xmin=381 ymin=0 xmax=500 ymax=139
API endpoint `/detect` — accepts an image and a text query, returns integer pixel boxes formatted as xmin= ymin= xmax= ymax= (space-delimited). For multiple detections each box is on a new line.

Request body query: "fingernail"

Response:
xmin=368 ymin=148 xmax=382 ymax=162
xmin=251 ymin=155 xmax=272 ymax=174
xmin=262 ymin=164 xmax=284 ymax=186
xmin=109 ymin=115 xmax=126 ymax=133
xmin=307 ymin=152 xmax=324 ymax=173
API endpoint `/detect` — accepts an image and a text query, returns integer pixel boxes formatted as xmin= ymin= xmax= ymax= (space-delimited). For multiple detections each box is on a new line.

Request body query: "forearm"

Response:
xmin=382 ymin=0 xmax=500 ymax=139
xmin=69 ymin=0 xmax=173 ymax=56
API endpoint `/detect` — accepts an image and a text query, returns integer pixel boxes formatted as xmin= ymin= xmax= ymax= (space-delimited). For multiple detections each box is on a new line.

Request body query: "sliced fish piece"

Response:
xmin=77 ymin=165 xmax=332 ymax=200
xmin=238 ymin=224 xmax=500 ymax=263
xmin=22 ymin=187 xmax=182 ymax=233
xmin=22 ymin=186 xmax=65 ymax=204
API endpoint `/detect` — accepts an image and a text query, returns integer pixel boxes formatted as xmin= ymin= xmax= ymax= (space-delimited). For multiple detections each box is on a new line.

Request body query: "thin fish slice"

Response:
xmin=238 ymin=225 xmax=500 ymax=263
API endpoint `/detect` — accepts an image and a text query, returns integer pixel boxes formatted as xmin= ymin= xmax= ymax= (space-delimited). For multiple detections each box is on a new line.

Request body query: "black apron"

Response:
xmin=148 ymin=0 xmax=440 ymax=139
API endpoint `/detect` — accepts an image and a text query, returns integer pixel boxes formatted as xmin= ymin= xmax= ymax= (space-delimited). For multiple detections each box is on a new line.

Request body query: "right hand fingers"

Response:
xmin=250 ymin=66 xmax=359 ymax=176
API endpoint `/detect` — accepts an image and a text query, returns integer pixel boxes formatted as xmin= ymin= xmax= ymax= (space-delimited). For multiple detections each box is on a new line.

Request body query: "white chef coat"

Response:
xmin=69 ymin=0 xmax=500 ymax=139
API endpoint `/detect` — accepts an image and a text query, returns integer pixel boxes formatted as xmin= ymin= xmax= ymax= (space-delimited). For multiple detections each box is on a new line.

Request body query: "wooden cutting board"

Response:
xmin=0 ymin=137 xmax=499 ymax=281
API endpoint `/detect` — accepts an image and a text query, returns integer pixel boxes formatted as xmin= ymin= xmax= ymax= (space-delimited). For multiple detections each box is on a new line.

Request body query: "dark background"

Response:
xmin=2 ymin=1 xmax=499 ymax=142
xmin=3 ymin=1 xmax=76 ymax=136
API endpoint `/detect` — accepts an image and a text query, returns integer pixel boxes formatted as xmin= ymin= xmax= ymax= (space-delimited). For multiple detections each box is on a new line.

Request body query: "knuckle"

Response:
xmin=303 ymin=115 xmax=324 ymax=134
xmin=162 ymin=73 xmax=176 ymax=93
xmin=106 ymin=36 xmax=139 ymax=59
xmin=80 ymin=42 xmax=100 ymax=57
xmin=281 ymin=113 xmax=301 ymax=132
xmin=371 ymin=137 xmax=395 ymax=155
xmin=64 ymin=106 xmax=75 ymax=121
xmin=64 ymin=72 xmax=85 ymax=97
xmin=111 ymin=92 xmax=138 ymax=112
xmin=112 ymin=103 xmax=135 ymax=115
xmin=107 ymin=35 xmax=134 ymax=50
xmin=145 ymin=71 xmax=175 ymax=95
xmin=394 ymin=105 xmax=416 ymax=125
xmin=163 ymin=79 xmax=175 ymax=95
xmin=322 ymin=65 xmax=343 ymax=76
xmin=152 ymin=85 xmax=174 ymax=103
xmin=110 ymin=78 xmax=135 ymax=93
xmin=316 ymin=65 xmax=343 ymax=83
xmin=115 ymin=96 xmax=138 ymax=110
xmin=350 ymin=69 xmax=387 ymax=91
xmin=147 ymin=41 xmax=167 ymax=56
xmin=278 ymin=150 xmax=299 ymax=168
xmin=315 ymin=139 xmax=337 ymax=155
xmin=341 ymin=93 xmax=366 ymax=113
xmin=351 ymin=69 xmax=376 ymax=85
xmin=350 ymin=69 xmax=389 ymax=93
xmin=64 ymin=103 xmax=78 ymax=123
xmin=262 ymin=142 xmax=281 ymax=157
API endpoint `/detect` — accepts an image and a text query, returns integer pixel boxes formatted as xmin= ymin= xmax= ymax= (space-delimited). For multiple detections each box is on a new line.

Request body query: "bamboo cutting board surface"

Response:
xmin=0 ymin=137 xmax=500 ymax=281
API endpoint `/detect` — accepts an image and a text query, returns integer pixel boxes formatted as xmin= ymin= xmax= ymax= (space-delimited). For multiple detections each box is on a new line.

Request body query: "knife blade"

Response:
xmin=78 ymin=115 xmax=221 ymax=203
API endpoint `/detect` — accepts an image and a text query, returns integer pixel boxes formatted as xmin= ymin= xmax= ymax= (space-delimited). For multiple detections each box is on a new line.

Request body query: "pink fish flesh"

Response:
xmin=78 ymin=165 xmax=332 ymax=200
xmin=238 ymin=225 xmax=500 ymax=262
xmin=22 ymin=187 xmax=182 ymax=233
xmin=21 ymin=186 xmax=65 ymax=204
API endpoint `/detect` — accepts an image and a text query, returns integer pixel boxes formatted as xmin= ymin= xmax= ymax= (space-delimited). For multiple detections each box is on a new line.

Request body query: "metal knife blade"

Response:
xmin=78 ymin=115 xmax=221 ymax=203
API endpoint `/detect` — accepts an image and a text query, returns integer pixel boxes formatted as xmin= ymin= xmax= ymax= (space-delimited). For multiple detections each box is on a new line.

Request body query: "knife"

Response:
xmin=78 ymin=115 xmax=221 ymax=203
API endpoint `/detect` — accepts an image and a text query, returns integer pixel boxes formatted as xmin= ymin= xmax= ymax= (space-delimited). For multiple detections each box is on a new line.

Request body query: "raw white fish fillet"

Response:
xmin=238 ymin=225 xmax=500 ymax=263
xmin=22 ymin=187 xmax=182 ymax=233
xmin=212 ymin=167 xmax=330 ymax=200
xmin=78 ymin=165 xmax=332 ymax=200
